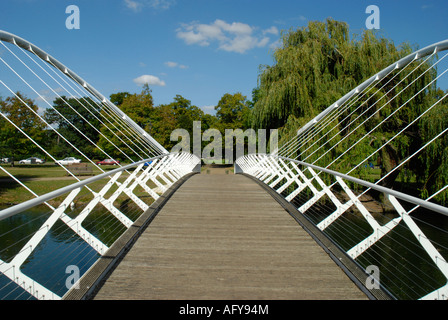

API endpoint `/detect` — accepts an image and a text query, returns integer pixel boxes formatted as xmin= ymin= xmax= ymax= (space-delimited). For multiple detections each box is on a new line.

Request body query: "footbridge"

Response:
xmin=0 ymin=31 xmax=447 ymax=300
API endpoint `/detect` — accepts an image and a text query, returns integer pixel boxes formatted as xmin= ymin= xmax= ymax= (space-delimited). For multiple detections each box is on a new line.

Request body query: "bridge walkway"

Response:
xmin=91 ymin=166 xmax=367 ymax=300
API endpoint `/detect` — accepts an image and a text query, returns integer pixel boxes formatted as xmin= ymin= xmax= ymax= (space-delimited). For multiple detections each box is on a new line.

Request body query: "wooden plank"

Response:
xmin=93 ymin=168 xmax=367 ymax=300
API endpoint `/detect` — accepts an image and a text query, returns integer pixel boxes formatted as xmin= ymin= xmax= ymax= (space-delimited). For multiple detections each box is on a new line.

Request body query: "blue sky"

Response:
xmin=1 ymin=0 xmax=447 ymax=114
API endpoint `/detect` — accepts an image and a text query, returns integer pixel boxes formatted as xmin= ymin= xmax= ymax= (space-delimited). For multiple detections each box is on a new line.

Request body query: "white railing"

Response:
xmin=0 ymin=31 xmax=202 ymax=299
xmin=0 ymin=152 xmax=200 ymax=300
xmin=236 ymin=154 xmax=448 ymax=299
xmin=236 ymin=40 xmax=448 ymax=300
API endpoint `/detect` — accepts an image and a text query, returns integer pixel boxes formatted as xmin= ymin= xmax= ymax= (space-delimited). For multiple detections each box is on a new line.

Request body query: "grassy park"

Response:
xmin=0 ymin=163 xmax=155 ymax=207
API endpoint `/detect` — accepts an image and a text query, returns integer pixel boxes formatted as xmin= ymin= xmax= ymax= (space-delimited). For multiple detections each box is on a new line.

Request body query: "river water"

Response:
xmin=0 ymin=205 xmax=104 ymax=299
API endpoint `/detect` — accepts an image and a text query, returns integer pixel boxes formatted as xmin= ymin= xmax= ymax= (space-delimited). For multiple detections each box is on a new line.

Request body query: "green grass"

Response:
xmin=0 ymin=163 xmax=124 ymax=178
xmin=0 ymin=163 xmax=158 ymax=207
xmin=0 ymin=164 xmax=71 ymax=178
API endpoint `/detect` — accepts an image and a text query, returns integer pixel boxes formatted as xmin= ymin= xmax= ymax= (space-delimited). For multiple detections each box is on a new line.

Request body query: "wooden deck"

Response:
xmin=92 ymin=167 xmax=367 ymax=300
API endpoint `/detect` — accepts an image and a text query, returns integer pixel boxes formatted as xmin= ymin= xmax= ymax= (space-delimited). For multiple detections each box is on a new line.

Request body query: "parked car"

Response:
xmin=19 ymin=157 xmax=45 ymax=164
xmin=0 ymin=158 xmax=11 ymax=164
xmin=96 ymin=159 xmax=120 ymax=166
xmin=55 ymin=157 xmax=81 ymax=165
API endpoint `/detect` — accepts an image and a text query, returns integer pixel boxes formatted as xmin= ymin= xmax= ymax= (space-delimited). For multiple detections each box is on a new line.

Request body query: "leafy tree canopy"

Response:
xmin=0 ymin=92 xmax=46 ymax=160
xmin=252 ymin=18 xmax=409 ymax=132
xmin=251 ymin=18 xmax=448 ymax=203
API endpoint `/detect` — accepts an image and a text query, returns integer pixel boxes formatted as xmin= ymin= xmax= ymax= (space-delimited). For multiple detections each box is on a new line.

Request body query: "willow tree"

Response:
xmin=252 ymin=18 xmax=408 ymax=181
xmin=252 ymin=18 xmax=406 ymax=133
xmin=416 ymin=89 xmax=448 ymax=204
xmin=252 ymin=18 xmax=448 ymax=202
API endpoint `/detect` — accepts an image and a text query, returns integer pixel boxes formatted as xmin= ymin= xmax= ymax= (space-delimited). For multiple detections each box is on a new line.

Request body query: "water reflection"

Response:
xmin=0 ymin=206 xmax=100 ymax=299
xmin=320 ymin=206 xmax=448 ymax=300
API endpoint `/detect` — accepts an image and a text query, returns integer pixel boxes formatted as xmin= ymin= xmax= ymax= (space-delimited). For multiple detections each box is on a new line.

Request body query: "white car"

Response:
xmin=19 ymin=157 xmax=45 ymax=164
xmin=55 ymin=157 xmax=81 ymax=165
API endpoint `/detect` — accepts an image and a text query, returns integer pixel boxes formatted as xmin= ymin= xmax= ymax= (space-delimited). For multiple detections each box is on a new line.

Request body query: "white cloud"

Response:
xmin=177 ymin=23 xmax=210 ymax=46
xmin=215 ymin=20 xmax=253 ymax=35
xmin=124 ymin=0 xmax=143 ymax=12
xmin=148 ymin=0 xmax=175 ymax=9
xmin=176 ymin=19 xmax=279 ymax=54
xmin=269 ymin=38 xmax=282 ymax=50
xmin=165 ymin=61 xmax=188 ymax=69
xmin=165 ymin=61 xmax=178 ymax=68
xmin=124 ymin=0 xmax=175 ymax=12
xmin=133 ymin=75 xmax=166 ymax=87
xmin=263 ymin=26 xmax=279 ymax=35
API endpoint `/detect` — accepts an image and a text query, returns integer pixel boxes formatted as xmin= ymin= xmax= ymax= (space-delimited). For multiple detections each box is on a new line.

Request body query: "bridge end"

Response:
xmin=234 ymin=162 xmax=243 ymax=174
xmin=193 ymin=163 xmax=201 ymax=173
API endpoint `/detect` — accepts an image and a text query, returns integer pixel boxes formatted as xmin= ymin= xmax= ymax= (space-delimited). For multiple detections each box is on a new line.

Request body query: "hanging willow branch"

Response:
xmin=252 ymin=18 xmax=448 ymax=204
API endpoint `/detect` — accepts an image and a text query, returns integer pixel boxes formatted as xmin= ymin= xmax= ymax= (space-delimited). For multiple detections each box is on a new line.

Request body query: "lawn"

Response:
xmin=0 ymin=163 xmax=158 ymax=207
xmin=0 ymin=163 xmax=106 ymax=179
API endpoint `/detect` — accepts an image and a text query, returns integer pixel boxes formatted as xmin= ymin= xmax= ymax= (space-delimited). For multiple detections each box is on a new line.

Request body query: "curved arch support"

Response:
xmin=0 ymin=30 xmax=168 ymax=155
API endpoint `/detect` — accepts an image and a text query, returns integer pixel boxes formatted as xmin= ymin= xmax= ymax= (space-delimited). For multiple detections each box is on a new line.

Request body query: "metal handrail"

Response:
xmin=277 ymin=156 xmax=448 ymax=217
xmin=0 ymin=154 xmax=166 ymax=222
xmin=235 ymin=153 xmax=448 ymax=299
xmin=0 ymin=152 xmax=200 ymax=299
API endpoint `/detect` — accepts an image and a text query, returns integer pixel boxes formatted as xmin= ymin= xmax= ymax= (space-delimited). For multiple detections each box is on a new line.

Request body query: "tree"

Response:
xmin=44 ymin=96 xmax=101 ymax=159
xmin=118 ymin=84 xmax=154 ymax=131
xmin=170 ymin=95 xmax=204 ymax=132
xmin=0 ymin=92 xmax=46 ymax=162
xmin=215 ymin=92 xmax=251 ymax=130
xmin=96 ymin=85 xmax=156 ymax=161
xmin=252 ymin=19 xmax=407 ymax=132
xmin=166 ymin=94 xmax=204 ymax=154
xmin=151 ymin=103 xmax=178 ymax=151
xmin=251 ymin=18 xmax=447 ymax=202
xmin=415 ymin=89 xmax=448 ymax=203
xmin=247 ymin=87 xmax=260 ymax=109
xmin=110 ymin=92 xmax=131 ymax=106
xmin=214 ymin=93 xmax=252 ymax=163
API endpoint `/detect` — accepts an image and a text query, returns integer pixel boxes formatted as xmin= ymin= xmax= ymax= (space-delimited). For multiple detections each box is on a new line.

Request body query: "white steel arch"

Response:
xmin=0 ymin=30 xmax=168 ymax=155
xmin=0 ymin=30 xmax=199 ymax=300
